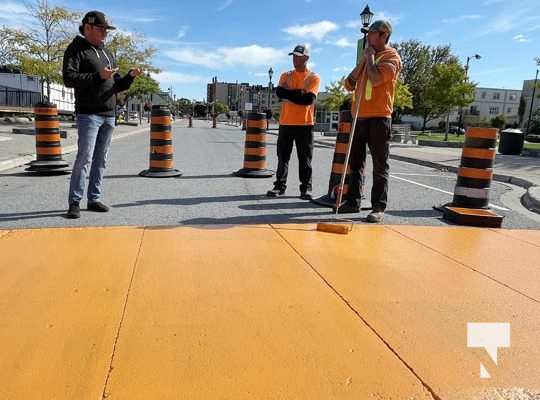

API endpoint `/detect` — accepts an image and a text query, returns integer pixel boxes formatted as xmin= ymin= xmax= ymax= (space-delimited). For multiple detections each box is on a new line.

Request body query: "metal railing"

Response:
xmin=0 ymin=87 xmax=42 ymax=108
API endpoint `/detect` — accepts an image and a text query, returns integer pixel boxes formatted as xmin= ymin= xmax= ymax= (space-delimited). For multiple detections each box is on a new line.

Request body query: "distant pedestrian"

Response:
xmin=62 ymin=10 xmax=143 ymax=219
xmin=340 ymin=20 xmax=402 ymax=223
xmin=266 ymin=44 xmax=320 ymax=200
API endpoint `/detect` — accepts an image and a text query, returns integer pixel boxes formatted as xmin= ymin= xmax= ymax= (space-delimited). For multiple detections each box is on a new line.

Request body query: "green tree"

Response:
xmin=424 ymin=62 xmax=475 ymax=140
xmin=393 ymin=79 xmax=413 ymax=122
xmin=323 ymin=78 xmax=350 ymax=111
xmin=491 ymin=115 xmax=506 ymax=129
xmin=394 ymin=40 xmax=459 ymax=130
xmin=214 ymin=101 xmax=229 ymax=114
xmin=6 ymin=1 xmax=79 ymax=99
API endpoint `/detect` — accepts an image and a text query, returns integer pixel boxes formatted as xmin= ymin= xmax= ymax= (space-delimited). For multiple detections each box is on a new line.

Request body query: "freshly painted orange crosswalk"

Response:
xmin=0 ymin=225 xmax=539 ymax=400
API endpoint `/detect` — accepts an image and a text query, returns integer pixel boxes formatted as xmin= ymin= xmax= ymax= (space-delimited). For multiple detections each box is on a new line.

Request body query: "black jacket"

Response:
xmin=62 ymin=36 xmax=134 ymax=116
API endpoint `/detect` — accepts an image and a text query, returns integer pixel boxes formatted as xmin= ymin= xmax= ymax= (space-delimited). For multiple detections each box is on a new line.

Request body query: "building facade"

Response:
xmin=464 ymin=87 xmax=521 ymax=126
xmin=206 ymin=81 xmax=279 ymax=113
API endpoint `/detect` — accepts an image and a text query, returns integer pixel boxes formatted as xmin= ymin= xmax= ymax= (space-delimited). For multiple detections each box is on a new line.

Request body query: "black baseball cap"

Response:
xmin=81 ymin=11 xmax=116 ymax=30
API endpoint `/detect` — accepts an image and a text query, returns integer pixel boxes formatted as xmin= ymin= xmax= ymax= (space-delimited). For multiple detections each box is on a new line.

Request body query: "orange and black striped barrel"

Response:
xmin=234 ymin=112 xmax=273 ymax=178
xmin=25 ymin=102 xmax=69 ymax=173
xmin=452 ymin=127 xmax=498 ymax=209
xmin=212 ymin=115 xmax=217 ymax=128
xmin=35 ymin=103 xmax=62 ymax=162
xmin=312 ymin=110 xmax=365 ymax=207
xmin=139 ymin=105 xmax=182 ymax=178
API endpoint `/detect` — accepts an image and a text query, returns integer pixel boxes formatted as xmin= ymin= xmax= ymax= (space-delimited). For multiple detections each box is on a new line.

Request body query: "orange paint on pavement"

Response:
xmin=104 ymin=226 xmax=430 ymax=399
xmin=0 ymin=227 xmax=144 ymax=400
xmin=275 ymin=224 xmax=540 ymax=399
xmin=1 ymin=224 xmax=539 ymax=399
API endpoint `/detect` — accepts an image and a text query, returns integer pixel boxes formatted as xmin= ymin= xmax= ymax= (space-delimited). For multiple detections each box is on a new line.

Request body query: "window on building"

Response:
xmin=493 ymin=92 xmax=500 ymax=100
xmin=507 ymin=107 xmax=512 ymax=114
xmin=470 ymin=105 xmax=479 ymax=115
xmin=481 ymin=92 xmax=486 ymax=99
xmin=489 ymin=107 xmax=500 ymax=115
xmin=509 ymin=94 xmax=517 ymax=101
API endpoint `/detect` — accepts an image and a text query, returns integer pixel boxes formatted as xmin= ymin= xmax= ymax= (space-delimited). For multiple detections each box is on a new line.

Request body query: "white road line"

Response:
xmin=392 ymin=173 xmax=449 ymax=177
xmin=390 ymin=174 xmax=511 ymax=212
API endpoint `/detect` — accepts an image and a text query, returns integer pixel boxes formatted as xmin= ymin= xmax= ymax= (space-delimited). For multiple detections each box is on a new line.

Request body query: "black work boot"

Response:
xmin=87 ymin=201 xmax=110 ymax=212
xmin=266 ymin=187 xmax=286 ymax=197
xmin=66 ymin=201 xmax=80 ymax=219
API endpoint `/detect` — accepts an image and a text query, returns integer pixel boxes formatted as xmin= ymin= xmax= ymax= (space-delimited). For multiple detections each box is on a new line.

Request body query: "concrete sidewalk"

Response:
xmin=313 ymin=135 xmax=540 ymax=214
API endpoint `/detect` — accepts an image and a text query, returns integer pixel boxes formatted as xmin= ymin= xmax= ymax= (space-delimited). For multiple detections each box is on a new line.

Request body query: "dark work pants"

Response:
xmin=273 ymin=125 xmax=314 ymax=192
xmin=346 ymin=118 xmax=391 ymax=211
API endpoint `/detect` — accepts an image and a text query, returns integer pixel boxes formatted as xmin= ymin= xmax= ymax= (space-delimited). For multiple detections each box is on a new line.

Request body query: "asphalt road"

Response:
xmin=1 ymin=119 xmax=539 ymax=229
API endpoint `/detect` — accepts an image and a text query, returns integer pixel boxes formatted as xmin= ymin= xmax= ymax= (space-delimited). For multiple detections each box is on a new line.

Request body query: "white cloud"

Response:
xmin=164 ymin=45 xmax=288 ymax=69
xmin=154 ymin=71 xmax=207 ymax=85
xmin=0 ymin=1 xmax=33 ymax=27
xmin=513 ymin=34 xmax=530 ymax=43
xmin=482 ymin=6 xmax=540 ymax=34
xmin=177 ymin=25 xmax=189 ymax=39
xmin=283 ymin=20 xmax=338 ymax=41
xmin=217 ymin=0 xmax=233 ymax=11
xmin=332 ymin=37 xmax=355 ymax=48
xmin=333 ymin=66 xmax=351 ymax=72
xmin=442 ymin=15 xmax=482 ymax=24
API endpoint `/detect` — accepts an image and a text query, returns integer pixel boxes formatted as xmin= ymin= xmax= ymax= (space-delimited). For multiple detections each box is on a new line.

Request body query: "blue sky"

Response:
xmin=2 ymin=0 xmax=539 ymax=100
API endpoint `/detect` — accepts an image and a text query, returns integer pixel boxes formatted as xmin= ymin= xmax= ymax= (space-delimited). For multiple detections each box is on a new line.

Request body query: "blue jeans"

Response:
xmin=68 ymin=114 xmax=115 ymax=204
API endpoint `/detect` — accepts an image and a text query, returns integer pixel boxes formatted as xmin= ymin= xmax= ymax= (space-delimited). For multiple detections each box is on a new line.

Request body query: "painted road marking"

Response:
xmin=390 ymin=174 xmax=510 ymax=211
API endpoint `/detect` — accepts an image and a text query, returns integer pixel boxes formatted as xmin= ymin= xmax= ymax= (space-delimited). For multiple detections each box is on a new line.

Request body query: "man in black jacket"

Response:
xmin=266 ymin=45 xmax=320 ymax=200
xmin=63 ymin=10 xmax=142 ymax=219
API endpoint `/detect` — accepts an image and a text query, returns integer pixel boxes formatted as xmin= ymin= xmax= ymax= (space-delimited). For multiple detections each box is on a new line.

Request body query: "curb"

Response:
xmin=0 ymin=123 xmax=158 ymax=173
xmin=522 ymin=187 xmax=540 ymax=214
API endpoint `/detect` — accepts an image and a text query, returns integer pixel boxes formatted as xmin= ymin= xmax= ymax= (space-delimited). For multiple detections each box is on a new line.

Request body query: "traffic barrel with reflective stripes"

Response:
xmin=312 ymin=110 xmax=352 ymax=207
xmin=139 ymin=105 xmax=182 ymax=178
xmin=234 ymin=112 xmax=273 ymax=178
xmin=212 ymin=115 xmax=217 ymax=128
xmin=439 ymin=127 xmax=503 ymax=228
xmin=25 ymin=102 xmax=70 ymax=174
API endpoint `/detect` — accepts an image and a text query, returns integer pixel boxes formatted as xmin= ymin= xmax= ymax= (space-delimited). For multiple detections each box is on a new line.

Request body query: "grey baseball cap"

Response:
xmin=288 ymin=44 xmax=310 ymax=57
xmin=368 ymin=20 xmax=392 ymax=35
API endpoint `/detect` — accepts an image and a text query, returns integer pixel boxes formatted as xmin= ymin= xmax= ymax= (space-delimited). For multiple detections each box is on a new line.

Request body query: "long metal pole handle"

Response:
xmin=335 ymin=34 xmax=366 ymax=216
xmin=335 ymin=97 xmax=362 ymax=215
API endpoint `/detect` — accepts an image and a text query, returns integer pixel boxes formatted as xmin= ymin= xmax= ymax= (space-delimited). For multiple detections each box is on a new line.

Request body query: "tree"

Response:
xmin=7 ymin=0 xmax=79 ymax=99
xmin=107 ymin=31 xmax=160 ymax=119
xmin=394 ymin=40 xmax=459 ymax=130
xmin=194 ymin=103 xmax=207 ymax=118
xmin=424 ymin=62 xmax=475 ymax=140
xmin=491 ymin=115 xmax=506 ymax=129
xmin=0 ymin=27 xmax=18 ymax=66
xmin=323 ymin=78 xmax=350 ymax=111
xmin=393 ymin=79 xmax=413 ymax=122
xmin=214 ymin=101 xmax=229 ymax=114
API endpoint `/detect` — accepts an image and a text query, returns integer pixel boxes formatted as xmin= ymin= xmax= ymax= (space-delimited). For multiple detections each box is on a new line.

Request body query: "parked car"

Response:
xmin=449 ymin=126 xmax=466 ymax=135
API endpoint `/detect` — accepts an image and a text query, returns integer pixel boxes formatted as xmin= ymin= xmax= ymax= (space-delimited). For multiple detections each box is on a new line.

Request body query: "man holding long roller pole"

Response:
xmin=336 ymin=19 xmax=402 ymax=223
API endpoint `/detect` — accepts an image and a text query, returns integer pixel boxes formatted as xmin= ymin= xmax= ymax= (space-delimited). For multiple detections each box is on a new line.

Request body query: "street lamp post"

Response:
xmin=459 ymin=53 xmax=482 ymax=129
xmin=357 ymin=4 xmax=374 ymax=63
xmin=267 ymin=67 xmax=273 ymax=113
xmin=526 ymin=58 xmax=540 ymax=135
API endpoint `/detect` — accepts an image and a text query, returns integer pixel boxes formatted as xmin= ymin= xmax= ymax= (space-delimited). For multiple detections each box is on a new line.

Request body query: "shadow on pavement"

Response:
xmin=0 ymin=210 xmax=66 ymax=222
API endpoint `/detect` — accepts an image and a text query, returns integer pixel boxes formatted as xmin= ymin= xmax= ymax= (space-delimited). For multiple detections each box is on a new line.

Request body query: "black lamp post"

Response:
xmin=360 ymin=5 xmax=374 ymax=50
xmin=459 ymin=54 xmax=481 ymax=129
xmin=267 ymin=67 xmax=273 ymax=113
xmin=526 ymin=58 xmax=540 ymax=135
